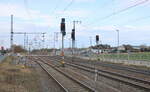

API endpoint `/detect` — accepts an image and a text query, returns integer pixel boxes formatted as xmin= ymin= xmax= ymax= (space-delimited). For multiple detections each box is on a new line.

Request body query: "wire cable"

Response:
xmin=50 ymin=0 xmax=60 ymax=15
xmin=23 ymin=0 xmax=38 ymax=32
xmin=122 ymin=15 xmax=150 ymax=25
xmin=62 ymin=0 xmax=75 ymax=14
xmin=84 ymin=0 xmax=149 ymax=26
xmin=23 ymin=0 xmax=32 ymax=19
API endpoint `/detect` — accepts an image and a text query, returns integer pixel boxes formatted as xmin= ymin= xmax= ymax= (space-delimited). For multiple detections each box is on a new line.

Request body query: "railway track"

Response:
xmin=35 ymin=61 xmax=68 ymax=92
xmin=73 ymin=57 xmax=150 ymax=75
xmin=34 ymin=57 xmax=95 ymax=92
xmin=50 ymin=56 xmax=150 ymax=75
xmin=44 ymin=56 xmax=150 ymax=92
xmin=93 ymin=61 xmax=150 ymax=75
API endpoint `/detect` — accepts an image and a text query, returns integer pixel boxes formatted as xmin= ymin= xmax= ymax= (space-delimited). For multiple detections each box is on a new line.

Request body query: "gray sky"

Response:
xmin=0 ymin=0 xmax=150 ymax=49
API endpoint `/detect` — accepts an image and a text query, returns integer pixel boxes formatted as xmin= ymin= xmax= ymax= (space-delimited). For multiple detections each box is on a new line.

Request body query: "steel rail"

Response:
xmin=38 ymin=58 xmax=95 ymax=92
xmin=35 ymin=60 xmax=69 ymax=92
xmin=45 ymin=56 xmax=150 ymax=91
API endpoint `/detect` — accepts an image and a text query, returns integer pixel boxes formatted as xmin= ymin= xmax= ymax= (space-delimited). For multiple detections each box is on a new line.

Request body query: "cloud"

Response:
xmin=119 ymin=25 xmax=150 ymax=32
xmin=116 ymin=0 xmax=150 ymax=10
xmin=0 ymin=3 xmax=29 ymax=20
xmin=0 ymin=3 xmax=57 ymax=48
xmin=0 ymin=3 xmax=58 ymax=27
xmin=64 ymin=0 xmax=95 ymax=3
xmin=0 ymin=1 xmax=150 ymax=48
xmin=92 ymin=26 xmax=115 ymax=31
xmin=82 ymin=24 xmax=150 ymax=33
xmin=56 ymin=9 xmax=90 ymax=18
xmin=75 ymin=0 xmax=95 ymax=2
xmin=76 ymin=24 xmax=150 ymax=43
xmin=0 ymin=3 xmax=90 ymax=32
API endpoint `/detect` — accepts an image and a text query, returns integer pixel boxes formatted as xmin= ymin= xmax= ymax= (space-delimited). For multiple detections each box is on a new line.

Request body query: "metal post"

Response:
xmin=94 ymin=35 xmax=99 ymax=91
xmin=60 ymin=18 xmax=66 ymax=67
xmin=90 ymin=37 xmax=92 ymax=47
xmin=54 ymin=32 xmax=59 ymax=55
xmin=10 ymin=15 xmax=14 ymax=54
xmin=42 ymin=33 xmax=45 ymax=49
xmin=72 ymin=21 xmax=75 ymax=57
xmin=26 ymin=35 xmax=29 ymax=55
xmin=54 ymin=32 xmax=56 ymax=55
xmin=12 ymin=31 xmax=46 ymax=54
xmin=72 ymin=20 xmax=81 ymax=59
xmin=72 ymin=40 xmax=75 ymax=56
xmin=29 ymin=43 xmax=31 ymax=55
xmin=97 ymin=42 xmax=100 ymax=55
xmin=42 ymin=33 xmax=45 ymax=54
xmin=61 ymin=33 xmax=65 ymax=67
xmin=89 ymin=37 xmax=92 ymax=60
xmin=69 ymin=38 xmax=71 ymax=48
xmin=116 ymin=30 xmax=120 ymax=60
xmin=24 ymin=33 xmax=26 ymax=49
xmin=127 ymin=50 xmax=130 ymax=60
xmin=62 ymin=34 xmax=64 ymax=56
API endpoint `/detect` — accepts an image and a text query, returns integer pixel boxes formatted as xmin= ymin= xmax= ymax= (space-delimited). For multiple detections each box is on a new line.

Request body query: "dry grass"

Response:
xmin=0 ymin=56 xmax=40 ymax=92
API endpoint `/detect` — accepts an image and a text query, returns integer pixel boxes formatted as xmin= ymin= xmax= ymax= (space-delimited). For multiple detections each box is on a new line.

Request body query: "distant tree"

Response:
xmin=123 ymin=44 xmax=133 ymax=51
xmin=92 ymin=44 xmax=111 ymax=49
xmin=140 ymin=45 xmax=148 ymax=52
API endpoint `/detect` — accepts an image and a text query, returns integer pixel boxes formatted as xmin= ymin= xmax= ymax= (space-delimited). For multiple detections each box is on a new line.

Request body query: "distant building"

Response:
xmin=132 ymin=46 xmax=141 ymax=50
xmin=118 ymin=46 xmax=126 ymax=51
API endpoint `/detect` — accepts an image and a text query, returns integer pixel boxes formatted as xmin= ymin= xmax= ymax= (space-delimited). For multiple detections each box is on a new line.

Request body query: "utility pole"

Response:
xmin=89 ymin=36 xmax=92 ymax=60
xmin=94 ymin=35 xmax=100 ymax=91
xmin=24 ymin=33 xmax=27 ymax=49
xmin=42 ymin=33 xmax=45 ymax=49
xmin=116 ymin=29 xmax=120 ymax=59
xmin=90 ymin=36 xmax=92 ymax=47
xmin=69 ymin=38 xmax=71 ymax=48
xmin=28 ymin=42 xmax=32 ymax=54
xmin=60 ymin=18 xmax=66 ymax=67
xmin=26 ymin=35 xmax=29 ymax=54
xmin=42 ymin=33 xmax=45 ymax=54
xmin=10 ymin=15 xmax=14 ymax=54
xmin=62 ymin=33 xmax=64 ymax=56
xmin=54 ymin=32 xmax=59 ymax=55
xmin=54 ymin=32 xmax=56 ymax=55
xmin=71 ymin=21 xmax=81 ymax=58
xmin=96 ymin=35 xmax=100 ymax=54
xmin=12 ymin=32 xmax=46 ymax=55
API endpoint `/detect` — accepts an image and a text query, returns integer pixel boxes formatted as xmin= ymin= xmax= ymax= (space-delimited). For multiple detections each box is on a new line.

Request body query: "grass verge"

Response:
xmin=0 ymin=56 xmax=40 ymax=92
